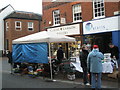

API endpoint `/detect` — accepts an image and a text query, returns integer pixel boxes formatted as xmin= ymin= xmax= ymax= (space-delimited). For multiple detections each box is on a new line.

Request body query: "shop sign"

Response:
xmin=83 ymin=16 xmax=120 ymax=34
xmin=47 ymin=24 xmax=80 ymax=35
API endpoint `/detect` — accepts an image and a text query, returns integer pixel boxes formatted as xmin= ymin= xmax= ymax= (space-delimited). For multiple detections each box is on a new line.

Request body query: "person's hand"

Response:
xmin=113 ymin=56 xmax=116 ymax=60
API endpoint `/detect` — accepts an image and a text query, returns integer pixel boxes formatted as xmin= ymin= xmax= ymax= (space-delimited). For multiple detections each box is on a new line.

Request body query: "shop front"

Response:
xmin=47 ymin=23 xmax=81 ymax=59
xmin=83 ymin=15 xmax=120 ymax=61
xmin=83 ymin=15 xmax=120 ymax=76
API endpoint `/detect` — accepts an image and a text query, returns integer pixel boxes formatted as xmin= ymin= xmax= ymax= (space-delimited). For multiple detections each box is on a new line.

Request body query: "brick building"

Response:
xmin=0 ymin=4 xmax=14 ymax=56
xmin=41 ymin=1 xmax=120 ymax=58
xmin=4 ymin=11 xmax=42 ymax=52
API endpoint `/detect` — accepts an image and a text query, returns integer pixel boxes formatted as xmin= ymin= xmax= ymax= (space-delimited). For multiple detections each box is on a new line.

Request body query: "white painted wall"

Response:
xmin=0 ymin=5 xmax=14 ymax=53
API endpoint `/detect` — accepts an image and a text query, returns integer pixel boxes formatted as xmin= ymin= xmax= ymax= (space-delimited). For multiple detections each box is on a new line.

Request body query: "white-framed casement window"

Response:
xmin=6 ymin=22 xmax=9 ymax=31
xmin=28 ymin=22 xmax=34 ymax=31
xmin=72 ymin=4 xmax=82 ymax=22
xmin=15 ymin=21 xmax=21 ymax=31
xmin=93 ymin=0 xmax=105 ymax=19
xmin=53 ymin=10 xmax=60 ymax=26
xmin=52 ymin=0 xmax=57 ymax=2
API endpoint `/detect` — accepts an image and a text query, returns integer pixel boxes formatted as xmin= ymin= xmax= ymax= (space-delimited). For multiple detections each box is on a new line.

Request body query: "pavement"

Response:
xmin=1 ymin=57 xmax=120 ymax=89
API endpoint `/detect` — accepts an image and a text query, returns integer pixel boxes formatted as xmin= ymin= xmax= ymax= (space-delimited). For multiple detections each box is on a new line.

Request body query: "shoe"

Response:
xmin=85 ymin=83 xmax=90 ymax=86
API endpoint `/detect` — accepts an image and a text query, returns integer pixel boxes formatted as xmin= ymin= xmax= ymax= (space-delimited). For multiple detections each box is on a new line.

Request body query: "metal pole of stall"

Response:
xmin=49 ymin=43 xmax=53 ymax=80
xmin=75 ymin=41 xmax=77 ymax=56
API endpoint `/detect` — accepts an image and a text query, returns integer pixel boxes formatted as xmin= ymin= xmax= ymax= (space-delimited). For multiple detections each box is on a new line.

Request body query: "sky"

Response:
xmin=0 ymin=0 xmax=42 ymax=14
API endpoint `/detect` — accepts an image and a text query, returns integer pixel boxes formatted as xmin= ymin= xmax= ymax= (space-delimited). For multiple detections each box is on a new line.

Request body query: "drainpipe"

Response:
xmin=39 ymin=19 xmax=41 ymax=32
xmin=39 ymin=16 xmax=42 ymax=32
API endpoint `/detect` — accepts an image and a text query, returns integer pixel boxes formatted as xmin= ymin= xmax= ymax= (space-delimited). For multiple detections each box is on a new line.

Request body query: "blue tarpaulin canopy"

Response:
xmin=12 ymin=43 xmax=48 ymax=63
xmin=12 ymin=31 xmax=75 ymax=63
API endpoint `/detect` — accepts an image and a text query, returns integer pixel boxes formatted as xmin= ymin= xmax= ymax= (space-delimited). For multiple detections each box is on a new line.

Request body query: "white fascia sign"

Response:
xmin=83 ymin=16 xmax=120 ymax=35
xmin=47 ymin=24 xmax=80 ymax=35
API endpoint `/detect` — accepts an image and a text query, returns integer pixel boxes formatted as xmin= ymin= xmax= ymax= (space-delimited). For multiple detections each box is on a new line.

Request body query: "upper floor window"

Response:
xmin=53 ymin=10 xmax=60 ymax=25
xmin=72 ymin=4 xmax=82 ymax=22
xmin=28 ymin=22 xmax=34 ymax=31
xmin=93 ymin=0 xmax=105 ymax=19
xmin=6 ymin=22 xmax=9 ymax=31
xmin=15 ymin=21 xmax=21 ymax=31
xmin=52 ymin=0 xmax=57 ymax=2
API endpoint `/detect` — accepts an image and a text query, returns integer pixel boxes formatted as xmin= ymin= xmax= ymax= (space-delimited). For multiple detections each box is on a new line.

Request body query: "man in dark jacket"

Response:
xmin=7 ymin=50 xmax=12 ymax=65
xmin=57 ymin=47 xmax=64 ymax=64
xmin=109 ymin=43 xmax=119 ymax=67
xmin=79 ymin=45 xmax=90 ymax=85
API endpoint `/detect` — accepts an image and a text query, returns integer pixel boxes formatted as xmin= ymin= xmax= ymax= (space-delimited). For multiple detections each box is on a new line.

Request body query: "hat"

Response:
xmin=93 ymin=45 xmax=99 ymax=48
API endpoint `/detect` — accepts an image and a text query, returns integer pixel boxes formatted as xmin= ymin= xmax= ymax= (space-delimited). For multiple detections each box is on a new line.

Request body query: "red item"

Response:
xmin=93 ymin=45 xmax=99 ymax=48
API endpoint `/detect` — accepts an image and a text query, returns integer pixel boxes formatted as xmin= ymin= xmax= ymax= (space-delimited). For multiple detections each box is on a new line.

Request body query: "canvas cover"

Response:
xmin=12 ymin=43 xmax=48 ymax=63
xmin=12 ymin=31 xmax=75 ymax=44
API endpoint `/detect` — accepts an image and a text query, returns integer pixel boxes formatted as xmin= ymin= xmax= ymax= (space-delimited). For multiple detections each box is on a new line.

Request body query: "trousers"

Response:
xmin=91 ymin=73 xmax=102 ymax=89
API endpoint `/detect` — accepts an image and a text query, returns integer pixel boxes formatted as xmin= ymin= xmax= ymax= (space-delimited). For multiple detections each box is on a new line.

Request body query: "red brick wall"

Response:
xmin=41 ymin=2 xmax=120 ymax=30
xmin=41 ymin=1 xmax=119 ymax=45
xmin=105 ymin=2 xmax=120 ymax=17
xmin=5 ymin=19 xmax=40 ymax=51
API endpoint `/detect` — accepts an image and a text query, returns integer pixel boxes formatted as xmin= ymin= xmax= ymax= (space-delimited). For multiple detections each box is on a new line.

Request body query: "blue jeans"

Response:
xmin=91 ymin=73 xmax=102 ymax=89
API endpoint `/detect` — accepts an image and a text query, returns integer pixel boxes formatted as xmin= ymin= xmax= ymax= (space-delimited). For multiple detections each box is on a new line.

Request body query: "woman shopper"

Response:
xmin=87 ymin=45 xmax=104 ymax=90
xmin=79 ymin=45 xmax=90 ymax=85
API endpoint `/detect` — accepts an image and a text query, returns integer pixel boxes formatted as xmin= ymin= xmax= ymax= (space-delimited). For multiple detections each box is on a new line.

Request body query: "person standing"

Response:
xmin=7 ymin=50 xmax=12 ymax=65
xmin=87 ymin=45 xmax=104 ymax=90
xmin=79 ymin=45 xmax=90 ymax=85
xmin=6 ymin=50 xmax=14 ymax=74
xmin=57 ymin=47 xmax=64 ymax=64
xmin=109 ymin=43 xmax=119 ymax=67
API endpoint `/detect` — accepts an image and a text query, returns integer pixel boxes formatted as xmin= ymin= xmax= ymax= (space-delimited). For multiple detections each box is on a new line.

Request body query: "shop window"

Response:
xmin=93 ymin=0 xmax=105 ymax=19
xmin=53 ymin=10 xmax=60 ymax=26
xmin=6 ymin=22 xmax=9 ymax=31
xmin=28 ymin=22 xmax=34 ymax=31
xmin=15 ymin=21 xmax=22 ymax=31
xmin=72 ymin=4 xmax=82 ymax=22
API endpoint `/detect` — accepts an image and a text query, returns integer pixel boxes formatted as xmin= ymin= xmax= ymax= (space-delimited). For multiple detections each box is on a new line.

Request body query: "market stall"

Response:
xmin=12 ymin=31 xmax=76 ymax=80
xmin=70 ymin=53 xmax=116 ymax=74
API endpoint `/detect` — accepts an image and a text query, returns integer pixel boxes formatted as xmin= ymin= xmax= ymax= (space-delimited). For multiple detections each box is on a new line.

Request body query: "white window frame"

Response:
xmin=28 ymin=22 xmax=34 ymax=31
xmin=72 ymin=4 xmax=82 ymax=23
xmin=53 ymin=10 xmax=60 ymax=26
xmin=6 ymin=22 xmax=9 ymax=31
xmin=93 ymin=0 xmax=105 ymax=19
xmin=15 ymin=21 xmax=22 ymax=31
xmin=52 ymin=0 xmax=57 ymax=2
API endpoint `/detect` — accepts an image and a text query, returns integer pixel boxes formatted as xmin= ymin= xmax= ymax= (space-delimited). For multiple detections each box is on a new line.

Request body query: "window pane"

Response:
xmin=102 ymin=12 xmax=104 ymax=15
xmin=95 ymin=9 xmax=98 ymax=12
xmin=95 ymin=14 xmax=97 ymax=17
xmin=15 ymin=21 xmax=21 ymax=30
xmin=98 ymin=3 xmax=100 ymax=7
xmin=53 ymin=10 xmax=60 ymax=25
xmin=98 ymin=8 xmax=101 ymax=12
xmin=93 ymin=0 xmax=105 ymax=18
xmin=101 ymin=8 xmax=104 ymax=11
xmin=73 ymin=4 xmax=82 ymax=21
xmin=98 ymin=13 xmax=101 ymax=16
xmin=101 ymin=3 xmax=104 ymax=6
xmin=95 ymin=5 xmax=97 ymax=8
xmin=17 ymin=22 xmax=20 ymax=26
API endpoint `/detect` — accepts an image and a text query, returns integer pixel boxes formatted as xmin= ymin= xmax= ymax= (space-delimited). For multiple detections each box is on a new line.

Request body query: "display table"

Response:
xmin=102 ymin=62 xmax=113 ymax=73
xmin=70 ymin=57 xmax=113 ymax=73
xmin=70 ymin=56 xmax=83 ymax=72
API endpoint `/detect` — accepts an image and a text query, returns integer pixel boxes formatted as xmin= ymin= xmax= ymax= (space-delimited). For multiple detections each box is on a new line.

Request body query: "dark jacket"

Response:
xmin=109 ymin=46 xmax=119 ymax=60
xmin=7 ymin=51 xmax=12 ymax=64
xmin=79 ymin=49 xmax=89 ymax=67
xmin=57 ymin=49 xmax=64 ymax=60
